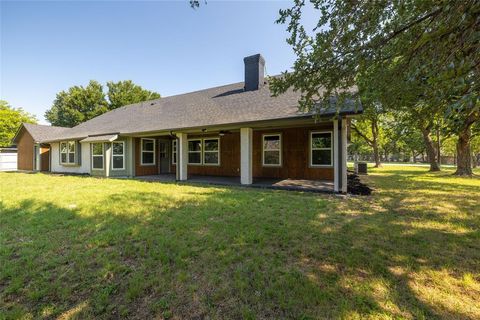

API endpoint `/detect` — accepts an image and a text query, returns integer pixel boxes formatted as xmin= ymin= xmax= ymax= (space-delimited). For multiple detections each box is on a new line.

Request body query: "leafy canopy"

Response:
xmin=270 ymin=0 xmax=479 ymax=122
xmin=45 ymin=80 xmax=160 ymax=127
xmin=0 ymin=100 xmax=37 ymax=147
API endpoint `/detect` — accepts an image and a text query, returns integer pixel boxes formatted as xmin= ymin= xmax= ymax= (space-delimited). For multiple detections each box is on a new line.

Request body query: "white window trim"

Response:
xmin=172 ymin=140 xmax=177 ymax=165
xmin=60 ymin=141 xmax=76 ymax=165
xmin=203 ymin=138 xmax=220 ymax=166
xmin=187 ymin=138 xmax=203 ymax=165
xmin=91 ymin=143 xmax=104 ymax=170
xmin=140 ymin=138 xmax=156 ymax=166
xmin=112 ymin=141 xmax=125 ymax=171
xmin=309 ymin=131 xmax=333 ymax=167
xmin=262 ymin=133 xmax=282 ymax=167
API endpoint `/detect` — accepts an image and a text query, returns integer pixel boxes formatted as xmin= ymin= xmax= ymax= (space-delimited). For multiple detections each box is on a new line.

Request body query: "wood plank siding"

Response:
xmin=181 ymin=133 xmax=241 ymax=177
xmin=16 ymin=128 xmax=34 ymax=171
xmin=40 ymin=146 xmax=50 ymax=172
xmin=252 ymin=125 xmax=334 ymax=180
xmin=134 ymin=137 xmax=159 ymax=176
xmin=150 ymin=124 xmax=334 ymax=181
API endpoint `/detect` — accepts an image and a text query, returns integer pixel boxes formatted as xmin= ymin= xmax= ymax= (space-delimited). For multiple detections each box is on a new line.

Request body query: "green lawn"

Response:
xmin=1 ymin=167 xmax=479 ymax=319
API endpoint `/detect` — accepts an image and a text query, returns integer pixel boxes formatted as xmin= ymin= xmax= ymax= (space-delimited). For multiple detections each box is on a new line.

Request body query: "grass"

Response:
xmin=0 ymin=167 xmax=479 ymax=319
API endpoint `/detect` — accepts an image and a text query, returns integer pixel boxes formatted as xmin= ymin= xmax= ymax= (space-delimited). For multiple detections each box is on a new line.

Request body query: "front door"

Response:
xmin=158 ymin=140 xmax=170 ymax=173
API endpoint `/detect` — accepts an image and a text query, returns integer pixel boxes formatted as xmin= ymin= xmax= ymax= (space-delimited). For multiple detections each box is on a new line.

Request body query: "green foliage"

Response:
xmin=0 ymin=100 xmax=37 ymax=147
xmin=107 ymin=80 xmax=161 ymax=110
xmin=271 ymin=0 xmax=479 ymax=173
xmin=45 ymin=80 xmax=160 ymax=127
xmin=271 ymin=1 xmax=479 ymax=118
xmin=45 ymin=81 xmax=108 ymax=128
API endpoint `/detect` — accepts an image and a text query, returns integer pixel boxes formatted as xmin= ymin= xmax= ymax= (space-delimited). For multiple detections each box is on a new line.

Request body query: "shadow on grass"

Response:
xmin=1 ymin=176 xmax=479 ymax=319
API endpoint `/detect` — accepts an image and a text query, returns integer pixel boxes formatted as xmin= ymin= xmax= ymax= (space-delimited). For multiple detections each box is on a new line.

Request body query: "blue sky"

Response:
xmin=1 ymin=1 xmax=316 ymax=124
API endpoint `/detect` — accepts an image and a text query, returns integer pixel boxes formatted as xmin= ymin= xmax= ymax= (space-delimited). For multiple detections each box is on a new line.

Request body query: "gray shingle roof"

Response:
xmin=43 ymin=81 xmax=362 ymax=142
xmin=15 ymin=123 xmax=71 ymax=143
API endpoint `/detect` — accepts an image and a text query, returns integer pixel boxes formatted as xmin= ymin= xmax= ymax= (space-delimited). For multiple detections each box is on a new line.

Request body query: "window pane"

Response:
xmin=142 ymin=139 xmax=154 ymax=152
xmin=172 ymin=153 xmax=177 ymax=164
xmin=113 ymin=156 xmax=123 ymax=169
xmin=142 ymin=152 xmax=154 ymax=164
xmin=188 ymin=140 xmax=201 ymax=152
xmin=61 ymin=153 xmax=67 ymax=163
xmin=264 ymin=136 xmax=280 ymax=150
xmin=188 ymin=152 xmax=201 ymax=164
xmin=312 ymin=133 xmax=331 ymax=149
xmin=68 ymin=153 xmax=75 ymax=163
xmin=113 ymin=142 xmax=124 ymax=155
xmin=60 ymin=143 xmax=67 ymax=153
xmin=93 ymin=156 xmax=103 ymax=169
xmin=204 ymin=139 xmax=218 ymax=151
xmin=92 ymin=143 xmax=103 ymax=155
xmin=264 ymin=151 xmax=280 ymax=165
xmin=312 ymin=149 xmax=331 ymax=165
xmin=204 ymin=152 xmax=219 ymax=164
xmin=68 ymin=141 xmax=75 ymax=152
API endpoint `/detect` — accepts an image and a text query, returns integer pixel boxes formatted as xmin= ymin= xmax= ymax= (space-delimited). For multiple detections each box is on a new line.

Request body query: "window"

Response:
xmin=60 ymin=142 xmax=68 ymax=164
xmin=172 ymin=140 xmax=177 ymax=164
xmin=310 ymin=131 xmax=332 ymax=166
xmin=203 ymin=138 xmax=220 ymax=165
xmin=188 ymin=139 xmax=202 ymax=164
xmin=60 ymin=141 xmax=76 ymax=164
xmin=262 ymin=134 xmax=281 ymax=166
xmin=141 ymin=138 xmax=155 ymax=165
xmin=91 ymin=143 xmax=104 ymax=170
xmin=112 ymin=141 xmax=125 ymax=170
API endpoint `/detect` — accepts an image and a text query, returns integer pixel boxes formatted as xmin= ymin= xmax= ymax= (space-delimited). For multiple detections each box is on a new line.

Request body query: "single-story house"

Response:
xmin=13 ymin=54 xmax=362 ymax=192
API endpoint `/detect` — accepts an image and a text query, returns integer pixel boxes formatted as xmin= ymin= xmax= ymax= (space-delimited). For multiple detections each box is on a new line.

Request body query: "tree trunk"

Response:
xmin=436 ymin=126 xmax=441 ymax=166
xmin=371 ymin=120 xmax=382 ymax=168
xmin=454 ymin=127 xmax=472 ymax=176
xmin=421 ymin=126 xmax=440 ymax=171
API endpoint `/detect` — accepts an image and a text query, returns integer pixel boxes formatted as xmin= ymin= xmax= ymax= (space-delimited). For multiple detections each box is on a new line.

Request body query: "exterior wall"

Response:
xmin=253 ymin=124 xmax=334 ymax=180
xmin=51 ymin=142 xmax=91 ymax=174
xmin=40 ymin=146 xmax=50 ymax=172
xmin=166 ymin=124 xmax=334 ymax=181
xmin=16 ymin=129 xmax=34 ymax=171
xmin=134 ymin=137 xmax=159 ymax=176
xmin=177 ymin=133 xmax=241 ymax=177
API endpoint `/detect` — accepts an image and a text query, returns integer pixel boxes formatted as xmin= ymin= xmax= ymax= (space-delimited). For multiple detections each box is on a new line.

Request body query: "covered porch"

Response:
xmin=135 ymin=174 xmax=334 ymax=193
xmin=132 ymin=118 xmax=348 ymax=193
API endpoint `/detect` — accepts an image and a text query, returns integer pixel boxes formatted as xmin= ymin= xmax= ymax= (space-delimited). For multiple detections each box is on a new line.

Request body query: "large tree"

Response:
xmin=0 ymin=100 xmax=37 ymax=147
xmin=45 ymin=80 xmax=160 ymax=127
xmin=107 ymin=80 xmax=161 ymax=110
xmin=271 ymin=0 xmax=479 ymax=175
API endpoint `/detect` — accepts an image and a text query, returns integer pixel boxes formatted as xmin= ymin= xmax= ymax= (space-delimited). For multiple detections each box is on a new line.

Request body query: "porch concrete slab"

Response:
xmin=135 ymin=174 xmax=334 ymax=193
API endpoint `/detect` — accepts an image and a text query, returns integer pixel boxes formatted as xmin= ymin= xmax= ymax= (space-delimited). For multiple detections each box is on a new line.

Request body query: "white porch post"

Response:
xmin=240 ymin=127 xmax=253 ymax=185
xmin=333 ymin=120 xmax=339 ymax=192
xmin=341 ymin=118 xmax=348 ymax=193
xmin=177 ymin=133 xmax=188 ymax=181
xmin=105 ymin=143 xmax=111 ymax=177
